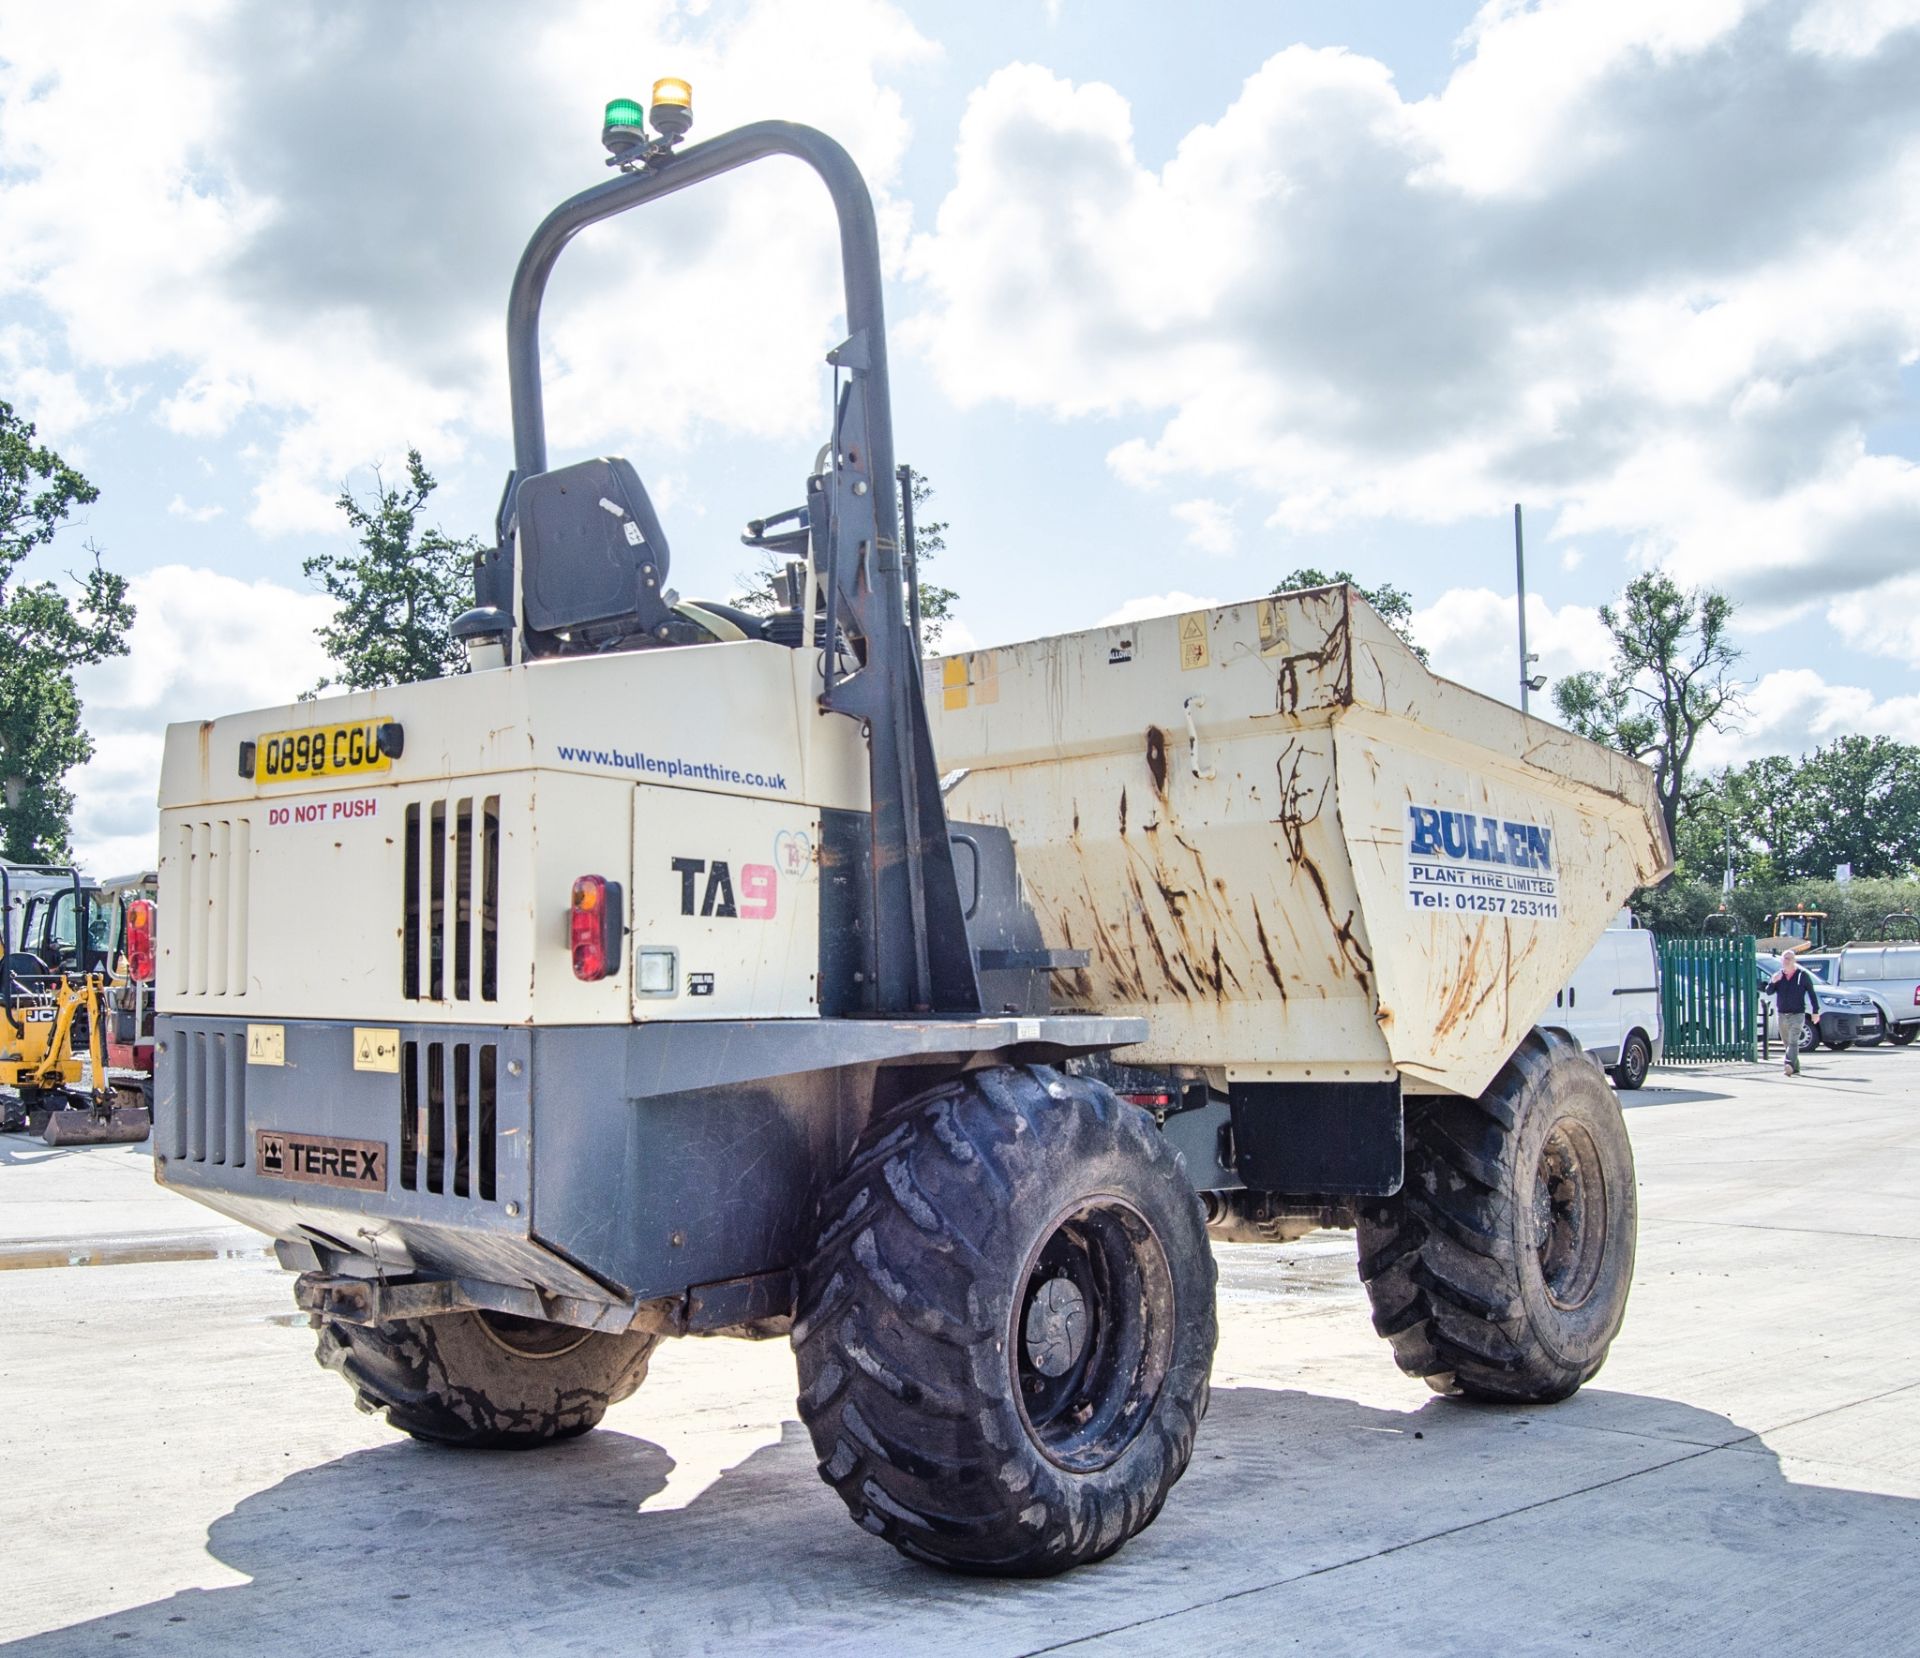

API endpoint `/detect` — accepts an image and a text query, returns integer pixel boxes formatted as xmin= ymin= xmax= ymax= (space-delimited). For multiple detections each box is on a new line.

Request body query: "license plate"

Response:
xmin=255 ymin=1129 xmax=387 ymax=1191
xmin=255 ymin=720 xmax=392 ymax=785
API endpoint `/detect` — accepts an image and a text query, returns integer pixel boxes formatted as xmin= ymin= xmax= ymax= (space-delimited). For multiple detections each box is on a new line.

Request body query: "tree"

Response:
xmin=734 ymin=469 xmax=958 ymax=649
xmin=306 ymin=450 xmax=481 ymax=692
xmin=1552 ymin=573 xmax=1745 ymax=853
xmin=1687 ymin=738 xmax=1920 ymax=883
xmin=0 ymin=399 xmax=136 ymax=861
xmin=1788 ymin=736 xmax=1920 ymax=880
xmin=1271 ymin=567 xmax=1428 ymax=663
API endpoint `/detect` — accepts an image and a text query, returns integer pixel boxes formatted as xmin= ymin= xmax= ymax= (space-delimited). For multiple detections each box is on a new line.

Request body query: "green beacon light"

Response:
xmin=602 ymin=95 xmax=648 ymax=163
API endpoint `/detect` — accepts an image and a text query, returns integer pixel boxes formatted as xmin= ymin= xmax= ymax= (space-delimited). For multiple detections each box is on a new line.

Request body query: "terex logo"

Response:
xmin=1407 ymin=806 xmax=1554 ymax=872
xmin=671 ymin=856 xmax=777 ymax=921
xmin=255 ymin=1130 xmax=387 ymax=1192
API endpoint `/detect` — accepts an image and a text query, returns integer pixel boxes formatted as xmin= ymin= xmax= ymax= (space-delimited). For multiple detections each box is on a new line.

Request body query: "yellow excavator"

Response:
xmin=0 ymin=867 xmax=144 ymax=1144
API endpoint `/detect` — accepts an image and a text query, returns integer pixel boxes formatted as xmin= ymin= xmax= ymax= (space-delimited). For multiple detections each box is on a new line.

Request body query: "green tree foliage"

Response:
xmin=0 ymin=399 xmax=136 ymax=861
xmin=1552 ymin=573 xmax=1745 ymax=852
xmin=1631 ymin=872 xmax=1920 ymax=945
xmin=1271 ymin=567 xmax=1428 ymax=663
xmin=1676 ymin=738 xmax=1920 ymax=885
xmin=734 ymin=469 xmax=957 ymax=649
xmin=306 ymin=450 xmax=481 ymax=693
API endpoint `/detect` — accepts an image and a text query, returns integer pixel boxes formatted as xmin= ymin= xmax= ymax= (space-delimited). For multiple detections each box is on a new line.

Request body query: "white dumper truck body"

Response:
xmin=929 ymin=585 xmax=1672 ymax=1099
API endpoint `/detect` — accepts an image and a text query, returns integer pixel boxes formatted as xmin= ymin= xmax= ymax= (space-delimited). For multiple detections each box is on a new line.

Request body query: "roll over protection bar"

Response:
xmin=488 ymin=121 xmax=979 ymax=1018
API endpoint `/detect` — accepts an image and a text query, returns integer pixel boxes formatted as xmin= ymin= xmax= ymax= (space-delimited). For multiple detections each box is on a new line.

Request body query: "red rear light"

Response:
xmin=1118 ymin=1092 xmax=1174 ymax=1108
xmin=125 ymin=899 xmax=156 ymax=983
xmin=570 ymin=876 xmax=623 ymax=981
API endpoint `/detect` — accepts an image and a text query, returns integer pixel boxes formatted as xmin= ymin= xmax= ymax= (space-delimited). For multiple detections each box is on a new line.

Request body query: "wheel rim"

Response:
xmin=472 ymin=1309 xmax=593 ymax=1360
xmin=1012 ymin=1197 xmax=1174 ymax=1473
xmin=1531 ymin=1120 xmax=1609 ymax=1311
xmin=1625 ymin=1040 xmax=1646 ymax=1087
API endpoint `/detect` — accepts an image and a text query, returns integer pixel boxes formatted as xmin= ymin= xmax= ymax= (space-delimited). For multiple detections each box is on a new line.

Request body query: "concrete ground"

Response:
xmin=2 ymin=1049 xmax=1916 ymax=1656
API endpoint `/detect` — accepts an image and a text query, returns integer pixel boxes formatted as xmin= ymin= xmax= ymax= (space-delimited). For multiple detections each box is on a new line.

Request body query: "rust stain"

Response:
xmin=1272 ymin=739 xmax=1375 ymax=997
xmin=1118 ymin=787 xmax=1127 ymax=836
xmin=1251 ymin=902 xmax=1289 ymax=1001
xmin=1144 ymin=726 xmax=1168 ymax=795
xmin=1271 ymin=593 xmax=1355 ymax=717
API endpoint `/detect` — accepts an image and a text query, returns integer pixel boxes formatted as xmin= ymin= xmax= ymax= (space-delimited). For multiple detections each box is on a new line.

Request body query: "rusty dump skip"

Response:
xmin=929 ymin=585 xmax=1672 ymax=1099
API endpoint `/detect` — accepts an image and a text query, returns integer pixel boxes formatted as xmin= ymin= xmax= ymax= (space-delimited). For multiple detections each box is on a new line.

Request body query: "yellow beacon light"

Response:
xmin=650 ymin=77 xmax=693 ymax=141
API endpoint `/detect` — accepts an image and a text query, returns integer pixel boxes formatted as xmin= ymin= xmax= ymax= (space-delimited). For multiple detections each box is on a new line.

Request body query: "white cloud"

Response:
xmin=1695 ymin=667 xmax=1920 ymax=768
xmin=1412 ymin=585 xmax=1615 ymax=705
xmin=70 ymin=565 xmax=336 ymax=871
xmin=1559 ymin=546 xmax=1584 ymax=572
xmin=1098 ymin=590 xmax=1222 ymax=627
xmin=1171 ymin=497 xmax=1237 ymax=556
xmin=165 ymin=494 xmax=224 ymax=523
xmin=906 ymin=7 xmax=1920 ymax=660
xmin=1826 ymin=574 xmax=1920 ymax=668
xmin=0 ymin=0 xmax=935 ymax=534
xmin=1409 ymin=583 xmax=1920 ymax=772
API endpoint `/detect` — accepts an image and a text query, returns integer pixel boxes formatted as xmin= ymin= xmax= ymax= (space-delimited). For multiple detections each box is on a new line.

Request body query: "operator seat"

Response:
xmin=514 ymin=456 xmax=678 ymax=656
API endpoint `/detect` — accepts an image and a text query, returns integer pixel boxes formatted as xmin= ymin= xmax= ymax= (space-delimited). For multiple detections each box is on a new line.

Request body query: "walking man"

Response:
xmin=1768 ymin=950 xmax=1821 ymax=1077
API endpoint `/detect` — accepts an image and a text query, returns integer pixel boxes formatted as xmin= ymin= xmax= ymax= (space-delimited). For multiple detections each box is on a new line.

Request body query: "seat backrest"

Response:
xmin=516 ymin=457 xmax=676 ymax=644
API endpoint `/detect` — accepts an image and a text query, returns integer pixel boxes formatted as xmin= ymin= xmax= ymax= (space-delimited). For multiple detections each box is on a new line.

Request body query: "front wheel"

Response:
xmin=1358 ymin=1030 xmax=1637 ymax=1404
xmin=1611 ymin=1031 xmax=1651 ymax=1091
xmin=312 ymin=1303 xmax=659 ymax=1448
xmin=794 ymin=1066 xmax=1216 ymax=1575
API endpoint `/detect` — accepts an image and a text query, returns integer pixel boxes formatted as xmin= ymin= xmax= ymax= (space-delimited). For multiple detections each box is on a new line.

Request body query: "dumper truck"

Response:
xmin=930 ymin=592 xmax=1669 ymax=1398
xmin=151 ymin=93 xmax=1670 ymax=1578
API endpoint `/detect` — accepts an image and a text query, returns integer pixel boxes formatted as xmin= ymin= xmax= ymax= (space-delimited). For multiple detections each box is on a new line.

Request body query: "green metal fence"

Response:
xmin=1657 ymin=934 xmax=1758 ymax=1063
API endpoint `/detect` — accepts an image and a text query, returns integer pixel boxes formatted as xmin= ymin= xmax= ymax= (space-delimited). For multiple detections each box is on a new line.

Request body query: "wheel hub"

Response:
xmin=1012 ymin=1200 xmax=1174 ymax=1473
xmin=1533 ymin=1119 xmax=1607 ymax=1311
xmin=1023 ymin=1276 xmax=1089 ymax=1377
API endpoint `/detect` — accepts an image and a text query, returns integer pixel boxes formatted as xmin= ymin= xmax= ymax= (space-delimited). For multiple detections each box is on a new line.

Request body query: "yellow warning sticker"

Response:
xmin=1178 ymin=611 xmax=1211 ymax=671
xmin=1257 ymin=599 xmax=1290 ymax=658
xmin=942 ymin=656 xmax=969 ymax=711
xmin=353 ymin=1028 xmax=401 ymax=1073
xmin=246 ymin=1024 xmax=285 ymax=1066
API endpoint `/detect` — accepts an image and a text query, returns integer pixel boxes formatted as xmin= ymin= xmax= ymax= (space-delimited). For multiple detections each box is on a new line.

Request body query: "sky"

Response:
xmin=2 ymin=0 xmax=1918 ymax=873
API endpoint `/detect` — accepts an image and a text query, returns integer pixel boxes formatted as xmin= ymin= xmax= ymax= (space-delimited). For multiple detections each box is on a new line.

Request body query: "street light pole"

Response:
xmin=1515 ymin=503 xmax=1532 ymax=715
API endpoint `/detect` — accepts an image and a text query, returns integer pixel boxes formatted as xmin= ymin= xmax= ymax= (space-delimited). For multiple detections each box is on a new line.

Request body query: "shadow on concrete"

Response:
xmin=0 ymin=1133 xmax=127 ymax=1168
xmin=1618 ymin=1084 xmax=1737 ymax=1108
xmin=16 ymin=1380 xmax=1918 ymax=1655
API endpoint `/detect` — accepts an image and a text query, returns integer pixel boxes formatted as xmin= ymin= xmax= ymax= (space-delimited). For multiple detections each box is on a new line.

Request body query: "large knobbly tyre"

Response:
xmin=313 ymin=1307 xmax=659 ymax=1449
xmin=793 ymin=1065 xmax=1216 ymax=1575
xmin=1357 ymin=1029 xmax=1636 ymax=1404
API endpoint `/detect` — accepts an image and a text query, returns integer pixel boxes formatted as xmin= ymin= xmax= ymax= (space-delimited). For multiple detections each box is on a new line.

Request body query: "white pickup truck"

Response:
xmin=1831 ymin=942 xmax=1920 ymax=1046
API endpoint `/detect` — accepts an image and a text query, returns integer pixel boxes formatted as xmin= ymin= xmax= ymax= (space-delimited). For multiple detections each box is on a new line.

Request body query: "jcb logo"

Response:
xmin=671 ymin=857 xmax=776 ymax=921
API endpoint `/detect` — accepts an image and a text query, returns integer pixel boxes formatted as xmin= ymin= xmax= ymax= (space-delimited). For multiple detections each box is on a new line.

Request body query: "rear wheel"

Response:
xmin=1358 ymin=1030 xmax=1636 ymax=1404
xmin=1891 ymin=1023 xmax=1919 ymax=1047
xmin=794 ymin=1065 xmax=1216 ymax=1575
xmin=1611 ymin=1031 xmax=1651 ymax=1091
xmin=312 ymin=1304 xmax=658 ymax=1448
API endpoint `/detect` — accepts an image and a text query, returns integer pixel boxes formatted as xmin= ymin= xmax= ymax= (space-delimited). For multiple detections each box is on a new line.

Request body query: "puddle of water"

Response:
xmin=0 ymin=1240 xmax=273 ymax=1272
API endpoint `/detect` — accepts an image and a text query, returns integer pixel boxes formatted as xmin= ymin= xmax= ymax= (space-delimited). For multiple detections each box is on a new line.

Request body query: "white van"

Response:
xmin=1547 ymin=912 xmax=1663 ymax=1089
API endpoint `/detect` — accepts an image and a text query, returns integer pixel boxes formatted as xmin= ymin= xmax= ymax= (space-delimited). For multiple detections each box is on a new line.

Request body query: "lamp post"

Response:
xmin=1515 ymin=503 xmax=1545 ymax=713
